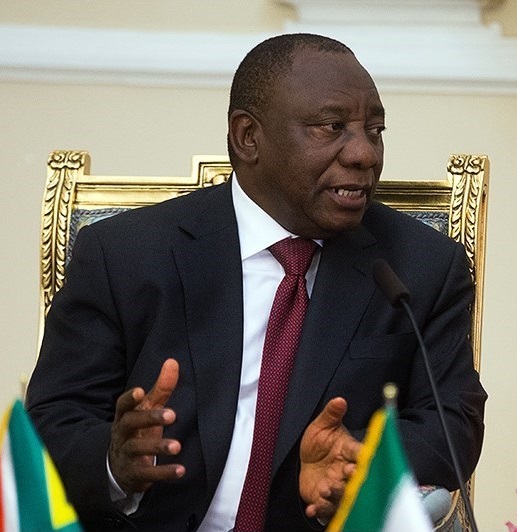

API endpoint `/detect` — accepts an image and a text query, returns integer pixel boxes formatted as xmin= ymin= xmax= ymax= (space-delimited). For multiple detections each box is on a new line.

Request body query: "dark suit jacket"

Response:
xmin=26 ymin=180 xmax=486 ymax=531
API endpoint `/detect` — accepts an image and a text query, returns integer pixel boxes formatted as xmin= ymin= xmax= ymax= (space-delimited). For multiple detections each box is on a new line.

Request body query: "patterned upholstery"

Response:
xmin=67 ymin=208 xmax=130 ymax=266
xmin=41 ymin=151 xmax=489 ymax=531
xmin=66 ymin=208 xmax=450 ymax=268
xmin=406 ymin=211 xmax=449 ymax=234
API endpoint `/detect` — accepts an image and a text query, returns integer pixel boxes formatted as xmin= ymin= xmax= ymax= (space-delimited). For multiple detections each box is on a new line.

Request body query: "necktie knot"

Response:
xmin=269 ymin=237 xmax=317 ymax=277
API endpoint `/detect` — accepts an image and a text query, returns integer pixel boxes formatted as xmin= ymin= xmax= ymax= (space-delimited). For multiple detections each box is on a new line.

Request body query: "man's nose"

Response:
xmin=337 ymin=131 xmax=382 ymax=170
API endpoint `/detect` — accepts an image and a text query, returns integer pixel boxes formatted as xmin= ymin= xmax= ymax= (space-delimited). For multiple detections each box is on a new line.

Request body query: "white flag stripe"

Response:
xmin=384 ymin=475 xmax=433 ymax=532
xmin=1 ymin=434 xmax=21 ymax=532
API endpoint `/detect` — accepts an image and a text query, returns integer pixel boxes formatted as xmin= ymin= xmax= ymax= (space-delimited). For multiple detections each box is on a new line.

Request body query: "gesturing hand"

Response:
xmin=300 ymin=397 xmax=362 ymax=523
xmin=109 ymin=358 xmax=185 ymax=494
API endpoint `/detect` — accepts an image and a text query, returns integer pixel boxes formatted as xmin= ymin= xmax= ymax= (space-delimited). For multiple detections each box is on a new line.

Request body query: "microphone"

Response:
xmin=372 ymin=258 xmax=478 ymax=532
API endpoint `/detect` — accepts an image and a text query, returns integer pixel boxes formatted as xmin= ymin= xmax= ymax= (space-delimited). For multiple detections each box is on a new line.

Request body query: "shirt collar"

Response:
xmin=231 ymin=173 xmax=322 ymax=260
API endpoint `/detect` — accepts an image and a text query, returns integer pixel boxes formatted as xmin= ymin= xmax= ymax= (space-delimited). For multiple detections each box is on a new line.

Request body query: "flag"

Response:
xmin=326 ymin=402 xmax=433 ymax=532
xmin=0 ymin=399 xmax=83 ymax=532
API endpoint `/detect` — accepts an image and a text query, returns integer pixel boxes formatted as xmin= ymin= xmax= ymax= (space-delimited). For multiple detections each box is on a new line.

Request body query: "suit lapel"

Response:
xmin=170 ymin=182 xmax=244 ymax=496
xmin=170 ymin=184 xmax=384 ymax=488
xmin=273 ymin=225 xmax=380 ymax=472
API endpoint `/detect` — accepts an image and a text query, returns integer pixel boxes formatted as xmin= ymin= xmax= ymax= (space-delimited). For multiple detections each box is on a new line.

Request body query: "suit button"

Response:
xmin=186 ymin=514 xmax=198 ymax=531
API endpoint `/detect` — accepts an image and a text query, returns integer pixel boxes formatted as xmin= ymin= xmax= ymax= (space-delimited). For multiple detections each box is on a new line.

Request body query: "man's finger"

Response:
xmin=130 ymin=462 xmax=187 ymax=486
xmin=119 ymin=462 xmax=187 ymax=494
xmin=305 ymin=499 xmax=335 ymax=521
xmin=304 ymin=480 xmax=344 ymax=520
xmin=141 ymin=358 xmax=180 ymax=409
xmin=123 ymin=436 xmax=182 ymax=458
xmin=114 ymin=387 xmax=145 ymax=422
xmin=117 ymin=408 xmax=176 ymax=433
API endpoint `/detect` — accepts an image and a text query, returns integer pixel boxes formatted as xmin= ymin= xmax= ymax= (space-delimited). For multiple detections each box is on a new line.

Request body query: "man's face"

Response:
xmin=241 ymin=49 xmax=385 ymax=239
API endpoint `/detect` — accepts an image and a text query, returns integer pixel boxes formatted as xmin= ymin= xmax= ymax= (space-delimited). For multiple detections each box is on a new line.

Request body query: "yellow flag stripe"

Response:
xmin=326 ymin=408 xmax=387 ymax=532
xmin=0 ymin=405 xmax=12 ymax=449
xmin=43 ymin=449 xmax=79 ymax=529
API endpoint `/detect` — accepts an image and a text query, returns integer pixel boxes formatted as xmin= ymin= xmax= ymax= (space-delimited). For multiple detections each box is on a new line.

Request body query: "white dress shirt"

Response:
xmin=108 ymin=173 xmax=321 ymax=531
xmin=198 ymin=175 xmax=321 ymax=531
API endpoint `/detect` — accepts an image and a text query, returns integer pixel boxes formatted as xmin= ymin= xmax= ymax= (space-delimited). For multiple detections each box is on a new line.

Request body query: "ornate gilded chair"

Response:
xmin=40 ymin=151 xmax=489 ymax=531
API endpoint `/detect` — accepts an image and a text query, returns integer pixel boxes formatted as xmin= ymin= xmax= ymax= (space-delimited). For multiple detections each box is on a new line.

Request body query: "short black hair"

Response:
xmin=227 ymin=33 xmax=353 ymax=165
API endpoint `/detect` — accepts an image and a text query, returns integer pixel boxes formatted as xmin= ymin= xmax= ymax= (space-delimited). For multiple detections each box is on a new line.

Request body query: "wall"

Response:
xmin=0 ymin=0 xmax=293 ymax=31
xmin=1 ymin=1 xmax=517 ymax=530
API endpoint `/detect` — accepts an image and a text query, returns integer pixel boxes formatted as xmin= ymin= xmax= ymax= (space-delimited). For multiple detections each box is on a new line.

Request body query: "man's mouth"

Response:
xmin=327 ymin=186 xmax=370 ymax=212
xmin=334 ymin=188 xmax=366 ymax=198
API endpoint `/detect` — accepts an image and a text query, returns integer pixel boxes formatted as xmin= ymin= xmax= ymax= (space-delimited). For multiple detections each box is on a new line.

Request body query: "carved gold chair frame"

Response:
xmin=40 ymin=150 xmax=489 ymax=531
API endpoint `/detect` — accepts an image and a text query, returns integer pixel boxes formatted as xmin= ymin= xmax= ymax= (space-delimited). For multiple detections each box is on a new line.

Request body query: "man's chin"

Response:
xmin=286 ymin=206 xmax=369 ymax=239
xmin=324 ymin=210 xmax=368 ymax=236
xmin=307 ymin=219 xmax=364 ymax=240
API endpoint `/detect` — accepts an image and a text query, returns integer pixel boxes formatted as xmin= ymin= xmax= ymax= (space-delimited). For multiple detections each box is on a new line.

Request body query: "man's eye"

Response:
xmin=369 ymin=125 xmax=386 ymax=137
xmin=322 ymin=122 xmax=343 ymax=132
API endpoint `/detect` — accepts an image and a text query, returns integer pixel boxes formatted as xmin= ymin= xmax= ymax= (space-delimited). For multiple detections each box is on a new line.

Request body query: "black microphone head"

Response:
xmin=372 ymin=259 xmax=411 ymax=307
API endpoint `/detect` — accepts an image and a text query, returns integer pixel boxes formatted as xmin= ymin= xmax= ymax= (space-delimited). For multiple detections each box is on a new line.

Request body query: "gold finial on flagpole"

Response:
xmin=383 ymin=382 xmax=398 ymax=408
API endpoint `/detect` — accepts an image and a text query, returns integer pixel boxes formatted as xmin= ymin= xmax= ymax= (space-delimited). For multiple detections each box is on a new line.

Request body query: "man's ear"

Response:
xmin=228 ymin=110 xmax=260 ymax=165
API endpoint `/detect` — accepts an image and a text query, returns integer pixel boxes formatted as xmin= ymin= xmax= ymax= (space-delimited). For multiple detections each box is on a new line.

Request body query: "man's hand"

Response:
xmin=109 ymin=358 xmax=185 ymax=494
xmin=300 ymin=397 xmax=362 ymax=522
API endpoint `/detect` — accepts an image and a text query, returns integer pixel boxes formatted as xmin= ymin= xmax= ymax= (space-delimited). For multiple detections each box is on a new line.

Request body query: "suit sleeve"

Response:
xmin=397 ymin=242 xmax=487 ymax=490
xmin=26 ymin=224 xmax=132 ymax=527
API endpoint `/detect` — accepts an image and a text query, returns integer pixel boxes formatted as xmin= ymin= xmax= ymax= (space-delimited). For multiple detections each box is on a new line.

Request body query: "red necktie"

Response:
xmin=234 ymin=237 xmax=318 ymax=532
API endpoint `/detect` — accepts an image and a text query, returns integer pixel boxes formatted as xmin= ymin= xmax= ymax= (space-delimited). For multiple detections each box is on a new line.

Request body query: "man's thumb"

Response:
xmin=317 ymin=397 xmax=348 ymax=428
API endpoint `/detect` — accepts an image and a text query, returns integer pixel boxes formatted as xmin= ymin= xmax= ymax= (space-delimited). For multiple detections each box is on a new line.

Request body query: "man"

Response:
xmin=26 ymin=33 xmax=486 ymax=531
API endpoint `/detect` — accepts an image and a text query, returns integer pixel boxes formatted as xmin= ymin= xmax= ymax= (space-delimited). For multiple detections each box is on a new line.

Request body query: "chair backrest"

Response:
xmin=41 ymin=150 xmax=489 ymax=367
xmin=40 ymin=150 xmax=489 ymax=530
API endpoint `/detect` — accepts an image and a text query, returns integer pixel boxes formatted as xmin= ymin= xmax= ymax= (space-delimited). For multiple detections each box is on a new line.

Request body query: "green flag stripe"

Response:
xmin=344 ymin=407 xmax=409 ymax=531
xmin=9 ymin=400 xmax=53 ymax=531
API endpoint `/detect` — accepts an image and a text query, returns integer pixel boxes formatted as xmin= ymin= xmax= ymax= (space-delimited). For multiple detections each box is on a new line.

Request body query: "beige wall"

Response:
xmin=1 ymin=1 xmax=517 ymax=530
xmin=0 ymin=0 xmax=294 ymax=31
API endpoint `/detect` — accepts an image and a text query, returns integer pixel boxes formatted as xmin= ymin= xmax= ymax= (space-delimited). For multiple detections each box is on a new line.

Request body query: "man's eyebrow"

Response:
xmin=312 ymin=103 xmax=386 ymax=118
xmin=314 ymin=104 xmax=347 ymax=116
xmin=370 ymin=104 xmax=386 ymax=119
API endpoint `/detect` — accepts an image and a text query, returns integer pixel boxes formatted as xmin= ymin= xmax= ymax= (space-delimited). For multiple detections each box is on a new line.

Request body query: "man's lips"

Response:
xmin=334 ymin=187 xmax=366 ymax=199
xmin=327 ymin=186 xmax=370 ymax=209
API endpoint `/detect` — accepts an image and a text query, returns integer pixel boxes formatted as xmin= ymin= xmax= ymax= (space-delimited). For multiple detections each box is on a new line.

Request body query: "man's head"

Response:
xmin=228 ymin=33 xmax=385 ymax=239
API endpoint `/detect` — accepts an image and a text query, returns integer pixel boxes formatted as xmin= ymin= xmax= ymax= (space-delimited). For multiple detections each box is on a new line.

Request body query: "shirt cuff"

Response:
xmin=106 ymin=453 xmax=145 ymax=515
